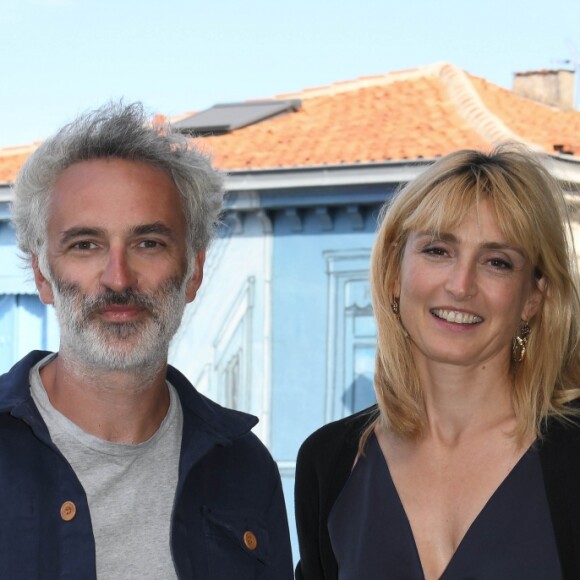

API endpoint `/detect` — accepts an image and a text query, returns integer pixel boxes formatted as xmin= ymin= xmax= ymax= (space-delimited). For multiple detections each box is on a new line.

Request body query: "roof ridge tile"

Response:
xmin=276 ymin=63 xmax=451 ymax=100
xmin=0 ymin=143 xmax=40 ymax=157
xmin=437 ymin=63 xmax=539 ymax=149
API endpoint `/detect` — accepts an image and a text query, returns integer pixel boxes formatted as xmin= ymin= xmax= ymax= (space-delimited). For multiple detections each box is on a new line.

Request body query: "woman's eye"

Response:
xmin=423 ymin=246 xmax=447 ymax=256
xmin=489 ymin=258 xmax=513 ymax=270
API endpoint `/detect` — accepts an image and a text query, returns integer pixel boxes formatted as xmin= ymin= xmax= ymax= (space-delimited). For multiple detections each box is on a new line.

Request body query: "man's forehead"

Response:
xmin=46 ymin=158 xmax=187 ymax=241
xmin=52 ymin=158 xmax=175 ymax=190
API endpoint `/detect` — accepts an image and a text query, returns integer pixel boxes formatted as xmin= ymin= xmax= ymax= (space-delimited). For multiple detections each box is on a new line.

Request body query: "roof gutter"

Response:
xmin=543 ymin=154 xmax=580 ymax=186
xmin=0 ymin=184 xmax=11 ymax=202
xmin=1 ymin=155 xmax=579 ymax=210
xmin=223 ymin=154 xmax=580 ymax=191
xmin=223 ymin=159 xmax=433 ymax=192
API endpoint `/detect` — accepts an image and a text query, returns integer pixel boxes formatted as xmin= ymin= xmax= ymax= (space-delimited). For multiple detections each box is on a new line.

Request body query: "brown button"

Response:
xmin=60 ymin=501 xmax=77 ymax=522
xmin=243 ymin=530 xmax=257 ymax=551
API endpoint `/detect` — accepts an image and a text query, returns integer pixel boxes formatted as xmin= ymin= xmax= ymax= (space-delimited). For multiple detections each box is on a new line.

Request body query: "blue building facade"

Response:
xmin=0 ymin=190 xmax=60 ymax=371
xmin=3 ymin=156 xmax=580 ymax=555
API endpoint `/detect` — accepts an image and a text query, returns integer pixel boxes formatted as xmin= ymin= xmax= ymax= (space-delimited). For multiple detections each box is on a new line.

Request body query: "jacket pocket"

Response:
xmin=201 ymin=505 xmax=269 ymax=579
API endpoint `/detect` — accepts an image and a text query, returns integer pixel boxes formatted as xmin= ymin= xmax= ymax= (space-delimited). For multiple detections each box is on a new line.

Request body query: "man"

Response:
xmin=0 ymin=102 xmax=293 ymax=579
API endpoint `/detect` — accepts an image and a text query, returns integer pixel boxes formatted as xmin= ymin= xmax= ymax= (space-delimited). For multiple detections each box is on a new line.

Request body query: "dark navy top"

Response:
xmin=328 ymin=433 xmax=562 ymax=579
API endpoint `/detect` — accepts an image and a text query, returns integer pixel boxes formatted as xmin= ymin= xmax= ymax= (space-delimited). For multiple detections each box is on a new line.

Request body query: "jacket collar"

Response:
xmin=0 ymin=350 xmax=257 ymax=444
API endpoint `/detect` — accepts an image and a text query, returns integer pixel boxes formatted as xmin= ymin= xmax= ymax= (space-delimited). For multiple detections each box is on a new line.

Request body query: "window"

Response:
xmin=213 ymin=278 xmax=255 ymax=411
xmin=324 ymin=250 xmax=376 ymax=421
xmin=0 ymin=294 xmax=59 ymax=373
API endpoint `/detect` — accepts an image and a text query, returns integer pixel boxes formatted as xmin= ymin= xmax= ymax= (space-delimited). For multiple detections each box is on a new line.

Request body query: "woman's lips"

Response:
xmin=431 ymin=308 xmax=483 ymax=324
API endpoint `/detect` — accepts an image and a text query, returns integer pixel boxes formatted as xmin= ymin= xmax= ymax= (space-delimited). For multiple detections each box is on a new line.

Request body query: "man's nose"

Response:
xmin=99 ymin=247 xmax=136 ymax=292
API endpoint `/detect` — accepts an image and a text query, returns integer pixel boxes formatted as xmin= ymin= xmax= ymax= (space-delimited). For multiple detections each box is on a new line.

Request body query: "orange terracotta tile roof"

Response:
xmin=0 ymin=144 xmax=40 ymax=185
xmin=1 ymin=62 xmax=579 ymax=184
xmin=471 ymin=75 xmax=580 ymax=155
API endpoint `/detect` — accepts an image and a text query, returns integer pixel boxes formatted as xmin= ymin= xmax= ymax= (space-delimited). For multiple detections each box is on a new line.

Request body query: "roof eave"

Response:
xmin=1 ymin=154 xmax=579 ymax=210
xmin=543 ymin=155 xmax=580 ymax=186
xmin=224 ymin=158 xmax=434 ymax=192
xmin=0 ymin=185 xmax=11 ymax=203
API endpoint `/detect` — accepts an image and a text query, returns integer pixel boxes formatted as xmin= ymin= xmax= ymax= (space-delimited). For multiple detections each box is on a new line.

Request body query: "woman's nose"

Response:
xmin=444 ymin=260 xmax=477 ymax=300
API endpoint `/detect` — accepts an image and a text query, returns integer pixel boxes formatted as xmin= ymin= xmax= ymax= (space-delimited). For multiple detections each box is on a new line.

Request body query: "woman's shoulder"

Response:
xmin=543 ymin=407 xmax=580 ymax=441
xmin=538 ymin=403 xmax=580 ymax=466
xmin=297 ymin=405 xmax=378 ymax=470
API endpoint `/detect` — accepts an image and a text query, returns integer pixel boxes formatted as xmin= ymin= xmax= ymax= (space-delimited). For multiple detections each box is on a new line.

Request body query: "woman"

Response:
xmin=294 ymin=146 xmax=580 ymax=579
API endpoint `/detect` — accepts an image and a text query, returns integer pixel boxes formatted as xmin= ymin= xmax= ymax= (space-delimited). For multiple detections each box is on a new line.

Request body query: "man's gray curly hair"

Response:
xmin=11 ymin=101 xmax=224 ymax=267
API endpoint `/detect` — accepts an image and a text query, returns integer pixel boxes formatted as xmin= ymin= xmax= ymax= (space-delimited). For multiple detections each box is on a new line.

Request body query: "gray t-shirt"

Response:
xmin=30 ymin=354 xmax=182 ymax=580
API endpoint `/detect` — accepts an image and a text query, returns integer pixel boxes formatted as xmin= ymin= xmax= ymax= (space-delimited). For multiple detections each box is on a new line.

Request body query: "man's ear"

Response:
xmin=32 ymin=255 xmax=55 ymax=305
xmin=185 ymin=250 xmax=205 ymax=303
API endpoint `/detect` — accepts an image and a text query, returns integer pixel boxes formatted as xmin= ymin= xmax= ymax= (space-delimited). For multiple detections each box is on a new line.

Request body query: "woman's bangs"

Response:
xmin=489 ymin=189 xmax=540 ymax=265
xmin=402 ymin=178 xmax=479 ymax=235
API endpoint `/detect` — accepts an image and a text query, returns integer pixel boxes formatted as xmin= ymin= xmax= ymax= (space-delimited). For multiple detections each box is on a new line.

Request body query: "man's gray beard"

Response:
xmin=51 ymin=276 xmax=188 ymax=376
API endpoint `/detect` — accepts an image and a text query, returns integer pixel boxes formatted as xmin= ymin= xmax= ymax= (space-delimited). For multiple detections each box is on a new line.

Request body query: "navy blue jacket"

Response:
xmin=0 ymin=351 xmax=293 ymax=579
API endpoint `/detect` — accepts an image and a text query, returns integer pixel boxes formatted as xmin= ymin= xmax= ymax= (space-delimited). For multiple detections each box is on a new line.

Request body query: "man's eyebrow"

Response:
xmin=130 ymin=222 xmax=176 ymax=239
xmin=59 ymin=223 xmax=176 ymax=246
xmin=59 ymin=227 xmax=105 ymax=246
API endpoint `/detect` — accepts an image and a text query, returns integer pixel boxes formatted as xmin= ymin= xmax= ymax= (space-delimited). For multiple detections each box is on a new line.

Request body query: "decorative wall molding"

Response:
xmin=324 ymin=249 xmax=375 ymax=422
xmin=223 ymin=203 xmax=382 ymax=236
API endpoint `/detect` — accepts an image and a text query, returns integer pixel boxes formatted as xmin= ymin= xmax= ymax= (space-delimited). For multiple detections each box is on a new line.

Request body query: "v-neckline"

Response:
xmin=368 ymin=432 xmax=535 ymax=580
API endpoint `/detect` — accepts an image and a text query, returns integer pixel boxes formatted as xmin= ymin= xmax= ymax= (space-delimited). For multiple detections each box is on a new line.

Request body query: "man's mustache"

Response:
xmin=55 ymin=283 xmax=158 ymax=319
xmin=53 ymin=276 xmax=185 ymax=321
xmin=85 ymin=288 xmax=156 ymax=309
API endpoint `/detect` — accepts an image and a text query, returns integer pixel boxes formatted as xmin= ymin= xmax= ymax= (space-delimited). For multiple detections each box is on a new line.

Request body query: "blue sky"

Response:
xmin=1 ymin=0 xmax=579 ymax=148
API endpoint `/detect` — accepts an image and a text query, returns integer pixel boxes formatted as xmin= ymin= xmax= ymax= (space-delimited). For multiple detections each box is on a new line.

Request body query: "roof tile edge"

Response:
xmin=0 ymin=143 xmax=40 ymax=156
xmin=275 ymin=62 xmax=450 ymax=100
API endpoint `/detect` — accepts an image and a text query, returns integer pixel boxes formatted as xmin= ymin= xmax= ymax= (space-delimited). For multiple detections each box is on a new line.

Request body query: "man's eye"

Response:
xmin=72 ymin=241 xmax=96 ymax=250
xmin=138 ymin=240 xmax=162 ymax=249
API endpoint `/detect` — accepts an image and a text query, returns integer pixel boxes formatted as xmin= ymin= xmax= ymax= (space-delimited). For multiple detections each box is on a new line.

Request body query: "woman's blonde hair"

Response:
xmin=365 ymin=145 xmax=580 ymax=446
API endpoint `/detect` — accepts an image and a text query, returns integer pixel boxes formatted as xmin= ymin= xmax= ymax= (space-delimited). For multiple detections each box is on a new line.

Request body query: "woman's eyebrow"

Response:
xmin=415 ymin=231 xmax=456 ymax=242
xmin=415 ymin=232 xmax=526 ymax=256
xmin=480 ymin=241 xmax=526 ymax=257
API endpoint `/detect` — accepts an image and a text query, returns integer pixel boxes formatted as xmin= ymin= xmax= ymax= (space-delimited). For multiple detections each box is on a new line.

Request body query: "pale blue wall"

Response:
xmin=269 ymin=206 xmax=380 ymax=461
xmin=265 ymin=202 xmax=383 ymax=556
xmin=0 ymin=216 xmax=60 ymax=370
xmin=169 ymin=212 xmax=273 ymax=441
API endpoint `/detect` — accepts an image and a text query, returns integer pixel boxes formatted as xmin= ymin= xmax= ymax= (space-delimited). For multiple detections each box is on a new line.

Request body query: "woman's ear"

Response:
xmin=391 ymin=243 xmax=401 ymax=298
xmin=522 ymin=275 xmax=546 ymax=321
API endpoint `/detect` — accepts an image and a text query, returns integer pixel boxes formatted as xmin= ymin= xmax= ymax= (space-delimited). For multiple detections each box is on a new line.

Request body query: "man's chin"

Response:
xmin=66 ymin=348 xmax=166 ymax=375
xmin=59 ymin=329 xmax=169 ymax=374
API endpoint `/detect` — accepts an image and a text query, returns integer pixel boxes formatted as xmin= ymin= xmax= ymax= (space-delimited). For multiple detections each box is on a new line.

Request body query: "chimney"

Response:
xmin=512 ymin=69 xmax=575 ymax=110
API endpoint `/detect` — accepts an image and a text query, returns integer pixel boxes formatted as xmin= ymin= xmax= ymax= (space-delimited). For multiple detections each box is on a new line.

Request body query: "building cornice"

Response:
xmin=1 ymin=155 xmax=579 ymax=218
xmin=543 ymin=155 xmax=580 ymax=187
xmin=0 ymin=185 xmax=11 ymax=202
xmin=223 ymin=159 xmax=432 ymax=193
